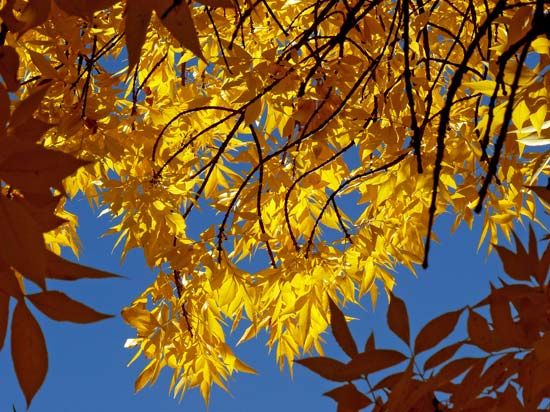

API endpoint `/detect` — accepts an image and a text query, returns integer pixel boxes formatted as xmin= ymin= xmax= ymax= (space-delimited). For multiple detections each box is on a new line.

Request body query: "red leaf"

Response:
xmin=414 ymin=309 xmax=462 ymax=354
xmin=324 ymin=383 xmax=371 ymax=410
xmin=328 ymin=296 xmax=358 ymax=358
xmin=11 ymin=301 xmax=48 ymax=407
xmin=28 ymin=291 xmax=113 ymax=323
xmin=295 ymin=357 xmax=349 ymax=382
xmin=387 ymin=292 xmax=409 ymax=345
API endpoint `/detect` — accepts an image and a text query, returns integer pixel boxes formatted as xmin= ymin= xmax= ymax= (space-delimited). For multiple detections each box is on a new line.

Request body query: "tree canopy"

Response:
xmin=0 ymin=0 xmax=548 ymax=407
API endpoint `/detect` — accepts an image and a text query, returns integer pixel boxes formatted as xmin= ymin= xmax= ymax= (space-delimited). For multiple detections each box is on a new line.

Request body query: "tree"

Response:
xmin=0 ymin=0 xmax=548 ymax=407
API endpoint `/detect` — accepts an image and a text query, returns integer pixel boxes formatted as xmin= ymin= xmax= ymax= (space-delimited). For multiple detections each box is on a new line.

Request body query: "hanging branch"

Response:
xmin=475 ymin=43 xmax=530 ymax=213
xmin=173 ymin=270 xmax=193 ymax=337
xmin=402 ymin=0 xmax=423 ymax=173
xmin=422 ymin=0 xmax=507 ymax=269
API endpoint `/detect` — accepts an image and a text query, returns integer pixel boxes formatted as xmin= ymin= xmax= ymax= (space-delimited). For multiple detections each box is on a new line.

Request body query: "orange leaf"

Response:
xmin=414 ymin=309 xmax=462 ymax=354
xmin=346 ymin=349 xmax=407 ymax=377
xmin=44 ymin=250 xmax=121 ymax=281
xmin=0 ymin=46 xmax=20 ymax=91
xmin=328 ymin=296 xmax=358 ymax=358
xmin=154 ymin=0 xmax=204 ymax=60
xmin=0 ymin=292 xmax=8 ymax=350
xmin=125 ymin=0 xmax=153 ymax=74
xmin=11 ymin=301 xmax=48 ymax=407
xmin=424 ymin=341 xmax=463 ymax=371
xmin=387 ymin=292 xmax=409 ymax=345
xmin=324 ymin=383 xmax=371 ymax=410
xmin=0 ymin=196 xmax=46 ymax=288
xmin=27 ymin=291 xmax=113 ymax=323
xmin=0 ymin=146 xmax=89 ymax=195
xmin=295 ymin=357 xmax=349 ymax=382
xmin=53 ymin=0 xmax=117 ymax=17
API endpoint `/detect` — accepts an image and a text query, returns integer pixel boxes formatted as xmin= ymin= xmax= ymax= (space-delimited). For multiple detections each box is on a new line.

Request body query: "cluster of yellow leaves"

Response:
xmin=299 ymin=229 xmax=549 ymax=411
xmin=0 ymin=0 xmax=548 ymax=404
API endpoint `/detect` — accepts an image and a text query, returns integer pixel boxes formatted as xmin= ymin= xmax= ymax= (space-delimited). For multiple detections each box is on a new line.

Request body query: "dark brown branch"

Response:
xmin=306 ymin=151 xmax=411 ymax=257
xmin=250 ymin=126 xmax=277 ymax=268
xmin=423 ymin=0 xmax=507 ymax=269
xmin=80 ymin=36 xmax=97 ymax=119
xmin=475 ymin=43 xmax=530 ymax=213
xmin=403 ymin=0 xmax=423 ymax=173
xmin=206 ymin=7 xmax=233 ymax=75
xmin=331 ymin=197 xmax=353 ymax=244
xmin=173 ymin=269 xmax=193 ymax=338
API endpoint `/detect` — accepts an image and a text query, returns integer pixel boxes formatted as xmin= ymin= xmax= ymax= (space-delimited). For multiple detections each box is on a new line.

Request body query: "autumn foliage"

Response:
xmin=0 ymin=0 xmax=548 ymax=408
xmin=298 ymin=230 xmax=550 ymax=411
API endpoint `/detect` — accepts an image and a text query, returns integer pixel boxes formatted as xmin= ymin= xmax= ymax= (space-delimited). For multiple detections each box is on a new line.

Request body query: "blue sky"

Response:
xmin=0 ymin=193 xmax=513 ymax=412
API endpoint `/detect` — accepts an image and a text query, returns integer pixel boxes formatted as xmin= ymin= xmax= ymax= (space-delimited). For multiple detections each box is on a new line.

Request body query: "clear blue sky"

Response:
xmin=1 ymin=194 xmax=514 ymax=411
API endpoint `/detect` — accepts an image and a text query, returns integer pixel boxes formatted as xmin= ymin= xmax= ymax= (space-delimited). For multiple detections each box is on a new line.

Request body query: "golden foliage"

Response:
xmin=0 ymin=0 xmax=548 ymax=405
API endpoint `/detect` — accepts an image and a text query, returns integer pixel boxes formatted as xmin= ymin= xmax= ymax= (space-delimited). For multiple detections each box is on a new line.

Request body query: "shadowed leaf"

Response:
xmin=11 ymin=301 xmax=48 ymax=407
xmin=328 ymin=296 xmax=358 ymax=358
xmin=28 ymin=291 xmax=113 ymax=323
xmin=346 ymin=349 xmax=407 ymax=377
xmin=44 ymin=250 xmax=121 ymax=280
xmin=154 ymin=0 xmax=204 ymax=60
xmin=424 ymin=341 xmax=463 ymax=371
xmin=295 ymin=357 xmax=349 ymax=382
xmin=324 ymin=383 xmax=371 ymax=410
xmin=0 ymin=196 xmax=46 ymax=288
xmin=0 ymin=293 xmax=8 ymax=350
xmin=414 ymin=309 xmax=462 ymax=354
xmin=125 ymin=0 xmax=153 ymax=74
xmin=387 ymin=292 xmax=409 ymax=345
